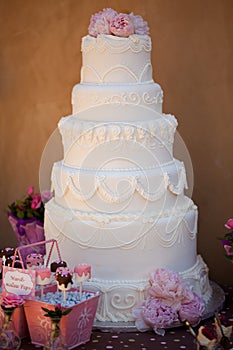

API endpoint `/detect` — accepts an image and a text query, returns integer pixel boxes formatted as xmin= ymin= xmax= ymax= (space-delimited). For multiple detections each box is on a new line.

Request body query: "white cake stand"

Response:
xmin=93 ymin=281 xmax=225 ymax=332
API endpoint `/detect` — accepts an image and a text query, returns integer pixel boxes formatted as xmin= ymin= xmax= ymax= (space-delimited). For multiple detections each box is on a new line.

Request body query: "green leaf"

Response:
xmin=62 ymin=309 xmax=72 ymax=316
xmin=41 ymin=307 xmax=50 ymax=313
xmin=16 ymin=209 xmax=24 ymax=219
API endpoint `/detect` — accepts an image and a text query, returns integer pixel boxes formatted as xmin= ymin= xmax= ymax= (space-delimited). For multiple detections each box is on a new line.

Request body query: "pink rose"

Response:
xmin=1 ymin=295 xmax=24 ymax=309
xmin=41 ymin=190 xmax=53 ymax=203
xmin=225 ymin=218 xmax=233 ymax=229
xmin=129 ymin=13 xmax=150 ymax=35
xmin=110 ymin=13 xmax=135 ymax=37
xmin=27 ymin=186 xmax=34 ymax=195
xmin=88 ymin=10 xmax=111 ymax=37
xmin=179 ymin=292 xmax=205 ymax=326
xmin=31 ymin=194 xmax=42 ymax=209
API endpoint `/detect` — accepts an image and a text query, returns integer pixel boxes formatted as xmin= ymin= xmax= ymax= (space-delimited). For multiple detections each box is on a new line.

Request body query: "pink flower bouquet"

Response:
xmin=132 ymin=268 xmax=205 ymax=335
xmin=1 ymin=295 xmax=25 ymax=329
xmin=88 ymin=8 xmax=149 ymax=38
xmin=8 ymin=186 xmax=53 ymax=224
xmin=7 ymin=186 xmax=53 ymax=260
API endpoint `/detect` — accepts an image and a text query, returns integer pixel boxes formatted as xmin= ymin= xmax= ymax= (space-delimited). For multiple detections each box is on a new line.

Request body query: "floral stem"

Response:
xmin=3 ymin=309 xmax=14 ymax=330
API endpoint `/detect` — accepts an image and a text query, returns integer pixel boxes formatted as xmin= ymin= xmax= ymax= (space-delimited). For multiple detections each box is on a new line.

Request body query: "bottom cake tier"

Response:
xmin=80 ymin=255 xmax=212 ymax=322
xmin=44 ymin=198 xmax=212 ymax=322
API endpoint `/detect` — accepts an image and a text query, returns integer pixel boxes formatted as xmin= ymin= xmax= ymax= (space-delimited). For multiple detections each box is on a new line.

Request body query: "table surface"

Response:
xmin=21 ymin=285 xmax=233 ymax=350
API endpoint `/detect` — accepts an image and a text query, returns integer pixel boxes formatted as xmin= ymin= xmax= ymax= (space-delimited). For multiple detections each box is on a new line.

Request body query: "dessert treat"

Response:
xmin=74 ymin=264 xmax=91 ymax=283
xmin=35 ymin=267 xmax=52 ymax=298
xmin=0 ymin=250 xmax=21 ymax=268
xmin=26 ymin=253 xmax=44 ymax=269
xmin=45 ymin=8 xmax=212 ymax=322
xmin=12 ymin=259 xmax=23 ymax=269
xmin=4 ymin=255 xmax=14 ymax=267
xmin=50 ymin=259 xmax=67 ymax=273
xmin=74 ymin=263 xmax=91 ymax=298
xmin=0 ymin=247 xmax=15 ymax=259
xmin=55 ymin=267 xmax=73 ymax=291
xmin=4 ymin=254 xmax=20 ymax=266
xmin=35 ymin=267 xmax=52 ymax=286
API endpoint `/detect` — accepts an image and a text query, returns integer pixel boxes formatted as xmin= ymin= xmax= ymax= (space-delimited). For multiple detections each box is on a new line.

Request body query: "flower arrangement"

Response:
xmin=1 ymin=295 xmax=25 ymax=327
xmin=0 ymin=295 xmax=25 ymax=350
xmin=42 ymin=304 xmax=72 ymax=348
xmin=132 ymin=268 xmax=205 ymax=336
xmin=8 ymin=186 xmax=53 ymax=224
xmin=220 ymin=218 xmax=233 ymax=263
xmin=41 ymin=304 xmax=72 ymax=321
xmin=88 ymin=8 xmax=149 ymax=38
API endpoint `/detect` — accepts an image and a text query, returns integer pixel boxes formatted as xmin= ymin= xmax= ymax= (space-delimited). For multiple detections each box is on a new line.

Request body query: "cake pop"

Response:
xmin=50 ymin=259 xmax=67 ymax=272
xmin=74 ymin=263 xmax=91 ymax=298
xmin=26 ymin=253 xmax=44 ymax=269
xmin=1 ymin=247 xmax=15 ymax=266
xmin=0 ymin=247 xmax=15 ymax=259
xmin=55 ymin=267 xmax=73 ymax=302
xmin=35 ymin=267 xmax=52 ymax=297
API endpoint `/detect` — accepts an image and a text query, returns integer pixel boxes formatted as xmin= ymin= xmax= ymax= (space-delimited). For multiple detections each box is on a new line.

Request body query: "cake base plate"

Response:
xmin=93 ymin=281 xmax=225 ymax=332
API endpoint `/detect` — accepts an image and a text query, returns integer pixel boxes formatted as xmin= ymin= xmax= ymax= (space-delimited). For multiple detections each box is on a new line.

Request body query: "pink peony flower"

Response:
xmin=31 ymin=194 xmax=42 ymax=209
xmin=41 ymin=190 xmax=53 ymax=203
xmin=131 ymin=301 xmax=151 ymax=332
xmin=225 ymin=218 xmax=233 ymax=229
xmin=133 ymin=268 xmax=205 ymax=335
xmin=102 ymin=8 xmax=118 ymax=22
xmin=148 ymin=268 xmax=188 ymax=310
xmin=142 ymin=297 xmax=178 ymax=334
xmin=110 ymin=13 xmax=135 ymax=37
xmin=129 ymin=13 xmax=150 ymax=35
xmin=1 ymin=295 xmax=24 ymax=309
xmin=88 ymin=10 xmax=111 ymax=37
xmin=27 ymin=186 xmax=34 ymax=195
xmin=179 ymin=292 xmax=205 ymax=326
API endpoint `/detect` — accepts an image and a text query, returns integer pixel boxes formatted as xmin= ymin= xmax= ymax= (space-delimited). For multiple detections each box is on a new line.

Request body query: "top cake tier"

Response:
xmin=81 ymin=34 xmax=153 ymax=84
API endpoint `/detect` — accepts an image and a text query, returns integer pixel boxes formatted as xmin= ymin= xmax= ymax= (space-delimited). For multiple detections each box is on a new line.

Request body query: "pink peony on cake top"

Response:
xmin=88 ymin=8 xmax=149 ymax=38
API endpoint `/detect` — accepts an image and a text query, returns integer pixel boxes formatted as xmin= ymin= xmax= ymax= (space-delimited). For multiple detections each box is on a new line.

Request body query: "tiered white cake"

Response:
xmin=45 ymin=13 xmax=212 ymax=322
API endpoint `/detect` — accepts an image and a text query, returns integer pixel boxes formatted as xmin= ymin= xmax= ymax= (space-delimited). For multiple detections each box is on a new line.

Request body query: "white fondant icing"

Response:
xmin=81 ymin=35 xmax=152 ymax=83
xmin=72 ymin=82 xmax=163 ymax=114
xmin=58 ymin=112 xmax=177 ymax=168
xmin=45 ymin=197 xmax=197 ymax=275
xmin=51 ymin=159 xmax=188 ymax=213
xmin=45 ymin=31 xmax=212 ymax=323
xmin=81 ymin=255 xmax=212 ymax=322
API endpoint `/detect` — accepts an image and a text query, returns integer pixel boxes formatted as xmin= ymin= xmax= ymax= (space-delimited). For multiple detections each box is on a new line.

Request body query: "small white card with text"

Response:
xmin=2 ymin=266 xmax=36 ymax=299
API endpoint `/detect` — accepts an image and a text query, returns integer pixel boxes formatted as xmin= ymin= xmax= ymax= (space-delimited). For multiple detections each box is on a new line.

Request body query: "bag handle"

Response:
xmin=12 ymin=239 xmax=62 ymax=270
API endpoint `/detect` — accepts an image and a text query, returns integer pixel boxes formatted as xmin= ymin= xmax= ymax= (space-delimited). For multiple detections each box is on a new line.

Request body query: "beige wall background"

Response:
xmin=0 ymin=0 xmax=232 ymax=285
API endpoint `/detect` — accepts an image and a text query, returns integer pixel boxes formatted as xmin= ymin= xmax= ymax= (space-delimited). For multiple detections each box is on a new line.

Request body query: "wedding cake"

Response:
xmin=45 ymin=9 xmax=212 ymax=322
